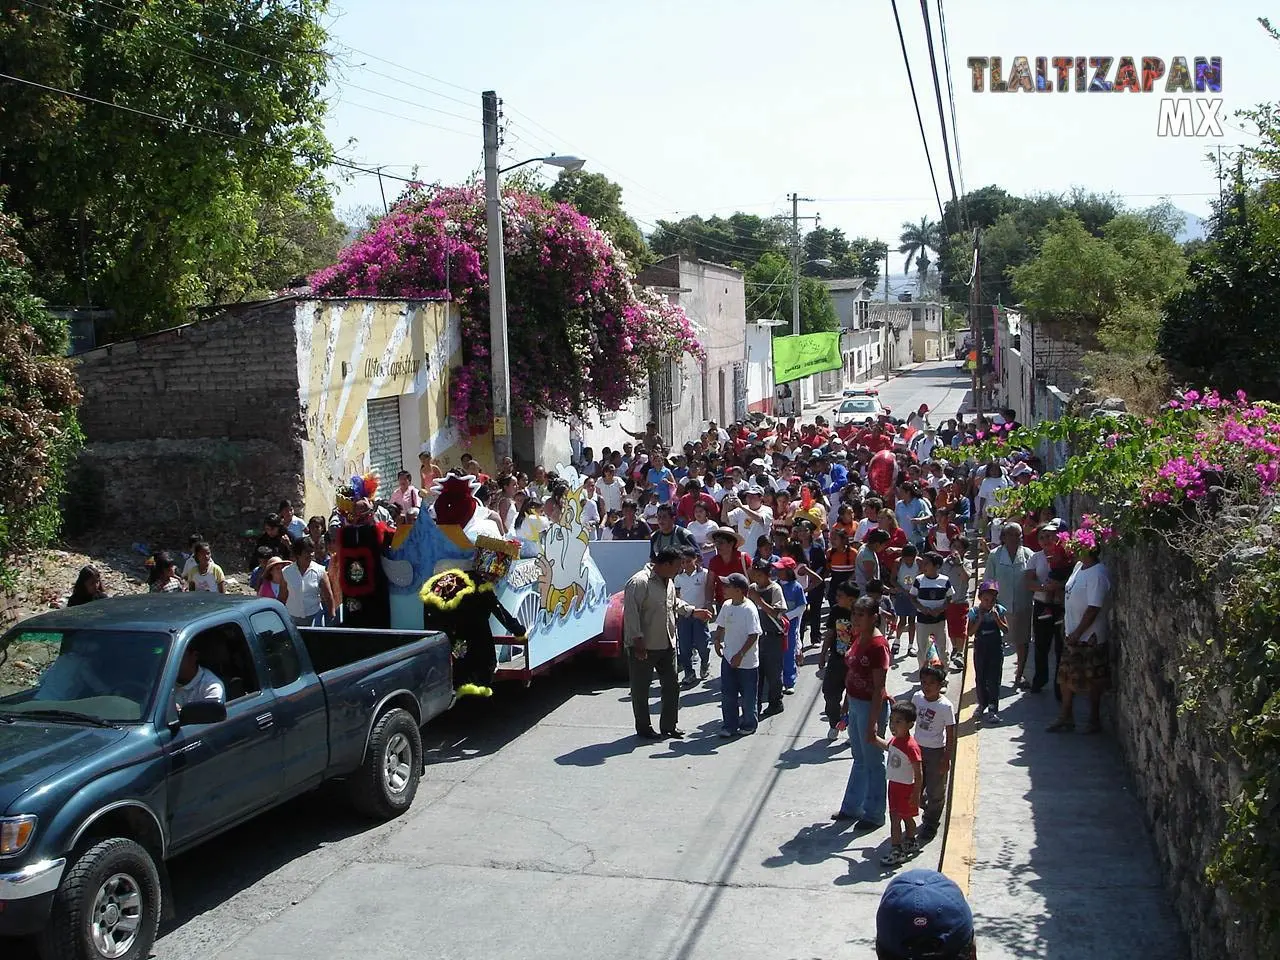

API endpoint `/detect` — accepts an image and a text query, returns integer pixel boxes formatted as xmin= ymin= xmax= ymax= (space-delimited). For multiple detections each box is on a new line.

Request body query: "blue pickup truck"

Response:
xmin=0 ymin=593 xmax=453 ymax=960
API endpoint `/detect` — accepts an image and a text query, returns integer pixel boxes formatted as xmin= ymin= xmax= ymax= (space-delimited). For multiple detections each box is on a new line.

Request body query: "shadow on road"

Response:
xmin=426 ymin=658 xmax=623 ymax=765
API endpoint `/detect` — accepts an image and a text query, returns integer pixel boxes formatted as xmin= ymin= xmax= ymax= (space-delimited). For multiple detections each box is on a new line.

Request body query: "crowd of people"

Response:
xmin=610 ymin=402 xmax=1114 ymax=872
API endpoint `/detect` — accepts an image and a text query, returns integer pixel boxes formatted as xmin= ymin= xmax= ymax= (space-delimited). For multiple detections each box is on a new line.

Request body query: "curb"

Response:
xmin=937 ymin=558 xmax=982 ymax=895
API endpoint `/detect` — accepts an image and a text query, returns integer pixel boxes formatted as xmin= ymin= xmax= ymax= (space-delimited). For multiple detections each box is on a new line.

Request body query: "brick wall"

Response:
xmin=72 ymin=300 xmax=305 ymax=542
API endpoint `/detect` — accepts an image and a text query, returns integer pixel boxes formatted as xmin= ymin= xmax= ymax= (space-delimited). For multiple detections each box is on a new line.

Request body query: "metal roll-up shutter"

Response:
xmin=366 ymin=397 xmax=403 ymax=486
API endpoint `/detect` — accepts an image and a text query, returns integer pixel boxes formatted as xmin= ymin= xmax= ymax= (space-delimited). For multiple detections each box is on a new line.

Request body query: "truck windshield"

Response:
xmin=0 ymin=628 xmax=171 ymax=723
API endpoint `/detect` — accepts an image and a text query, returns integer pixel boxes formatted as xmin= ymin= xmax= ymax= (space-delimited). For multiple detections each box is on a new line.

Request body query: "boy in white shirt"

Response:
xmin=713 ymin=573 xmax=761 ymax=737
xmin=674 ymin=548 xmax=712 ymax=685
xmin=911 ymin=666 xmax=957 ymax=842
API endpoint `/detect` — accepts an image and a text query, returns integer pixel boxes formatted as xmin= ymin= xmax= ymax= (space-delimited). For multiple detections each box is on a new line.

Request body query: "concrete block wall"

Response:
xmin=72 ymin=301 xmax=306 ymax=542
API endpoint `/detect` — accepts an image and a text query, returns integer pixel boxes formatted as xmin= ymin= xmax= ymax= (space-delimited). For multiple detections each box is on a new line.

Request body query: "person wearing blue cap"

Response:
xmin=876 ymin=869 xmax=976 ymax=959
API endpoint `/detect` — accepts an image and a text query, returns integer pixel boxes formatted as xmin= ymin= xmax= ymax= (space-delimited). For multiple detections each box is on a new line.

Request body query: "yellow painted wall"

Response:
xmin=294 ymin=299 xmax=469 ymax=518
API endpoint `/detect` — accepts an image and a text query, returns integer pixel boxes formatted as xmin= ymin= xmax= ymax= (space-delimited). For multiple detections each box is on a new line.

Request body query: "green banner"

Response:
xmin=772 ymin=332 xmax=842 ymax=382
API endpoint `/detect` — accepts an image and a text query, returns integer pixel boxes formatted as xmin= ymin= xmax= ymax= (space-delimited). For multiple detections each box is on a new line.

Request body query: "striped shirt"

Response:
xmin=912 ymin=574 xmax=955 ymax=624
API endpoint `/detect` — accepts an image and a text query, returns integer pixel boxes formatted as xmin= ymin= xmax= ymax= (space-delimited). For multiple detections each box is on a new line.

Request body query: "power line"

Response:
xmin=81 ymin=0 xmax=482 ymax=111
xmin=18 ymin=0 xmax=481 ymax=130
xmin=918 ymin=0 xmax=962 ymax=225
xmin=888 ymin=0 xmax=946 ymax=223
xmin=936 ymin=0 xmax=968 ymax=226
xmin=0 ymin=71 xmax=424 ymax=185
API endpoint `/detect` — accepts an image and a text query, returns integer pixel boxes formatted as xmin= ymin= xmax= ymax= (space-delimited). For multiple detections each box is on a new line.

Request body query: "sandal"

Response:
xmin=1046 ymin=719 xmax=1075 ymax=733
xmin=880 ymin=846 xmax=907 ymax=867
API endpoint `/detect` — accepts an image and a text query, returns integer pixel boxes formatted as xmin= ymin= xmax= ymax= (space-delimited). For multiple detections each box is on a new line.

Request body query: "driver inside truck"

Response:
xmin=173 ymin=644 xmax=226 ymax=711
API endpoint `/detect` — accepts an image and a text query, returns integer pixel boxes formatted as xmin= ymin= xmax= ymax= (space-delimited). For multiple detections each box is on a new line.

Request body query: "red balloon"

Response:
xmin=869 ymin=450 xmax=897 ymax=496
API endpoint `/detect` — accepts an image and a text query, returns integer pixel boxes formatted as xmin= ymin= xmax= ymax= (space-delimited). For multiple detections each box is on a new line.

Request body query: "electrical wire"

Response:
xmin=918 ymin=0 xmax=962 ymax=225
xmin=936 ymin=0 xmax=968 ymax=226
xmin=17 ymin=0 xmax=482 ymax=129
xmin=0 ymin=71 xmax=425 ymax=185
xmin=888 ymin=0 xmax=946 ymax=223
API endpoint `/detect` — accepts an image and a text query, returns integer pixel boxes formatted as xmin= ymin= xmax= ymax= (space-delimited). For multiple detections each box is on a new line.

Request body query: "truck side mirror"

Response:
xmin=178 ymin=700 xmax=227 ymax=725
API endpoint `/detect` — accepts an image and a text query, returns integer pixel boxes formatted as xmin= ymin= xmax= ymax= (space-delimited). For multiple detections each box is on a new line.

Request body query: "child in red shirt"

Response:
xmin=877 ymin=700 xmax=924 ymax=867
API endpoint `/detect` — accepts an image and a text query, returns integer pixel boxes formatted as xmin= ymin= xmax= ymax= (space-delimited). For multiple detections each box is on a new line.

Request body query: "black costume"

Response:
xmin=337 ymin=521 xmax=393 ymax=628
xmin=419 ymin=570 xmax=525 ymax=689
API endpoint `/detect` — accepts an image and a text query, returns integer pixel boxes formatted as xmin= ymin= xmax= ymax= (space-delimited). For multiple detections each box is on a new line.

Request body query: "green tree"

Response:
xmin=802 ymin=227 xmax=886 ymax=282
xmin=744 ymin=252 xmax=837 ymax=334
xmin=548 ymin=170 xmax=649 ymax=268
xmin=0 ymin=195 xmax=81 ymax=567
xmin=0 ymin=0 xmax=335 ymax=334
xmin=1012 ymin=211 xmax=1187 ymax=411
xmin=649 ymin=213 xmax=787 ymax=266
xmin=898 ymin=217 xmax=941 ymax=277
xmin=937 ymin=186 xmax=1122 ymax=306
xmin=1161 ymin=177 xmax=1280 ymax=401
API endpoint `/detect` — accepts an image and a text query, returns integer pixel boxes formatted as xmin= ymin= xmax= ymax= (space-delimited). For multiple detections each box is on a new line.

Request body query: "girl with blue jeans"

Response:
xmin=832 ymin=597 xmax=892 ymax=828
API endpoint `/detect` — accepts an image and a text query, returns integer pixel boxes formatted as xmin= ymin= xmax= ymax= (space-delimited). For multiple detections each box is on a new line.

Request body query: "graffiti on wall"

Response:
xmin=293 ymin=300 xmax=460 ymax=519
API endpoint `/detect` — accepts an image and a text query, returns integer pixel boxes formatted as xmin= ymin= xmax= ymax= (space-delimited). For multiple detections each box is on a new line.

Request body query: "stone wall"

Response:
xmin=1108 ymin=540 xmax=1258 ymax=960
xmin=72 ymin=300 xmax=305 ymax=543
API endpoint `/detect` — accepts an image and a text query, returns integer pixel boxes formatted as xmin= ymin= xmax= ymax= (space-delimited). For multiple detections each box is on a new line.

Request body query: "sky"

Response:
xmin=320 ymin=0 xmax=1275 ymax=257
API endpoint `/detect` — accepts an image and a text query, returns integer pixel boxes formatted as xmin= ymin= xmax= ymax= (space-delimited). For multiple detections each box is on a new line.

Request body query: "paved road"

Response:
xmin=808 ymin=359 xmax=972 ymax=425
xmin=9 ymin=639 xmax=944 ymax=960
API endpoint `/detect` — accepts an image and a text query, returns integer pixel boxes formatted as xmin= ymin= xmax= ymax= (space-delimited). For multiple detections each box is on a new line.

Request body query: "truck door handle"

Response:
xmin=256 ymin=712 xmax=274 ymax=729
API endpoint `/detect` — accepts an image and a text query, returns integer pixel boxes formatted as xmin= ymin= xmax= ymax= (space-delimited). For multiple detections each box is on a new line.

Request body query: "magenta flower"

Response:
xmin=311 ymin=182 xmax=703 ymax=432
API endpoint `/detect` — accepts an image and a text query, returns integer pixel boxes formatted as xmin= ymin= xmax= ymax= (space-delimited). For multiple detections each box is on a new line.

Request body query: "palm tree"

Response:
xmin=898 ymin=217 xmax=942 ymax=279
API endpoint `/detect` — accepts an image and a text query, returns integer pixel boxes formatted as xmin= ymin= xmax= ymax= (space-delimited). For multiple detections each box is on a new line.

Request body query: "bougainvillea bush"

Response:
xmin=310 ymin=184 xmax=703 ymax=434
xmin=964 ymin=387 xmax=1280 ymax=539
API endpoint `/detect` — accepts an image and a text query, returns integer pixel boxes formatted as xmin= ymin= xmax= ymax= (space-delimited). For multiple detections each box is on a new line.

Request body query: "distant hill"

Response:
xmin=1175 ymin=208 xmax=1208 ymax=244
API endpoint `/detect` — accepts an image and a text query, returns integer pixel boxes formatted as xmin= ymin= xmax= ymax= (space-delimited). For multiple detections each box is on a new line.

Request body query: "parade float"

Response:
xmin=376 ymin=467 xmax=615 ymax=683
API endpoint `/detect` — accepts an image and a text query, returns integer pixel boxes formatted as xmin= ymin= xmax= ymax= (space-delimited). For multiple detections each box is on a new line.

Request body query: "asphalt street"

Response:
xmin=809 ymin=359 xmax=972 ymax=425
xmin=10 ymin=361 xmax=974 ymax=960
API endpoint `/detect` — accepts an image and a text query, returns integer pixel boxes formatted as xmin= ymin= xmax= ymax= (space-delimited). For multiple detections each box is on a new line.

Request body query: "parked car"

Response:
xmin=0 ymin=594 xmax=453 ymax=960
xmin=832 ymin=389 xmax=888 ymax=425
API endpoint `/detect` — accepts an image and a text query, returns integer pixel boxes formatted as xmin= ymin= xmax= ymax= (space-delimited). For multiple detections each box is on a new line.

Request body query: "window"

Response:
xmin=250 ymin=610 xmax=302 ymax=688
xmin=189 ymin=623 xmax=260 ymax=702
xmin=366 ymin=396 xmax=402 ymax=485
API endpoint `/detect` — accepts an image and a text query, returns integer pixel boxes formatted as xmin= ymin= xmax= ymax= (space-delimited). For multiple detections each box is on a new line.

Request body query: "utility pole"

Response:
xmin=969 ymin=229 xmax=982 ymax=416
xmin=882 ymin=247 xmax=891 ymax=380
xmin=787 ymin=192 xmax=817 ymax=411
xmin=483 ymin=90 xmax=513 ymax=468
xmin=376 ymin=167 xmax=389 ymax=214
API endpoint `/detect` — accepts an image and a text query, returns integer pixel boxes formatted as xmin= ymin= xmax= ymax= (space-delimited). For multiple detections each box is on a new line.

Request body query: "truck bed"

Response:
xmin=298 ymin=627 xmax=447 ymax=675
xmin=297 ymin=626 xmax=454 ymax=775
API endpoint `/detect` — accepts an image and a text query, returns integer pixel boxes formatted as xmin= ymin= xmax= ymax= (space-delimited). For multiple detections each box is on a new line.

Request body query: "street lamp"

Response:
xmin=483 ymin=88 xmax=586 ymax=467
xmin=499 ymin=155 xmax=585 ymax=175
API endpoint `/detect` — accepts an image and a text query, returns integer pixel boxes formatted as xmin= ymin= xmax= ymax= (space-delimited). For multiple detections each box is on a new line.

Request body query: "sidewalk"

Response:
xmin=941 ymin=645 xmax=1187 ymax=959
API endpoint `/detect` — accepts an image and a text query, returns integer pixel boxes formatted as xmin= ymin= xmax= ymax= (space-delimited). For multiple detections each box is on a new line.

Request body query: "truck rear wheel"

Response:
xmin=350 ymin=707 xmax=422 ymax=819
xmin=37 ymin=837 xmax=161 ymax=960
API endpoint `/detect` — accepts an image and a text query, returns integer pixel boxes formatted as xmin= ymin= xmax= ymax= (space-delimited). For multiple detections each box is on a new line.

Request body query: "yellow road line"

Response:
xmin=938 ymin=547 xmax=982 ymax=894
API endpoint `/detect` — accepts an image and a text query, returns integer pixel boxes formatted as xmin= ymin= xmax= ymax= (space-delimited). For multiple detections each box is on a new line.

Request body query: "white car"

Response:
xmin=833 ymin=391 xmax=887 ymax=425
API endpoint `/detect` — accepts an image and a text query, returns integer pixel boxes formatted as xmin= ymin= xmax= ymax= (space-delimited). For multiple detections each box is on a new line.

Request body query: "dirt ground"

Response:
xmin=0 ymin=536 xmax=255 ymax=632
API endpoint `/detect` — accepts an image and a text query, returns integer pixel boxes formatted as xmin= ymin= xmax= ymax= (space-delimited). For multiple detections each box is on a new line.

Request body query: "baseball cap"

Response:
xmin=875 ymin=869 xmax=974 ymax=959
xmin=745 ymin=485 xmax=764 ymax=496
xmin=978 ymin=580 xmax=999 ymax=596
xmin=772 ymin=556 xmax=797 ymax=571
xmin=719 ymin=572 xmax=750 ymax=590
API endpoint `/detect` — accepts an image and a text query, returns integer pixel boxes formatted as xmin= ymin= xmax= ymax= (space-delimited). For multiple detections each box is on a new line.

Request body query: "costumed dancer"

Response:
xmin=336 ymin=473 xmax=394 ymax=628
xmin=420 ymin=536 xmax=526 ymax=698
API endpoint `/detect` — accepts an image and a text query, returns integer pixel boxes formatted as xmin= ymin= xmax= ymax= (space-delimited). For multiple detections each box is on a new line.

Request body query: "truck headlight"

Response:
xmin=0 ymin=815 xmax=38 ymax=856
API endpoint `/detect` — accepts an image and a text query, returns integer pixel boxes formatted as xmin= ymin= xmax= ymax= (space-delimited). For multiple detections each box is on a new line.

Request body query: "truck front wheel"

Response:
xmin=350 ymin=707 xmax=422 ymax=819
xmin=37 ymin=838 xmax=161 ymax=960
